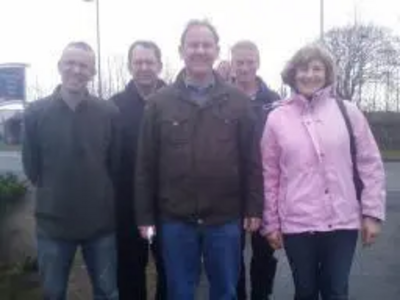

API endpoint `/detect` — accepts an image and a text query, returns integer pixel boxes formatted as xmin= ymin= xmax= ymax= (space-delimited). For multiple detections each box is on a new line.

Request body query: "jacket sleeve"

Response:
xmin=22 ymin=104 xmax=41 ymax=185
xmin=239 ymin=100 xmax=264 ymax=218
xmin=350 ymin=104 xmax=386 ymax=221
xmin=260 ymin=116 xmax=281 ymax=234
xmin=134 ymin=101 xmax=159 ymax=226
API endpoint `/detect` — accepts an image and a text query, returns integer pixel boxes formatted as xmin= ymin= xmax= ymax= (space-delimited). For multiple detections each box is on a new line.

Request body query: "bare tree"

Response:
xmin=162 ymin=59 xmax=177 ymax=84
xmin=321 ymin=24 xmax=400 ymax=108
xmin=99 ymin=55 xmax=129 ymax=99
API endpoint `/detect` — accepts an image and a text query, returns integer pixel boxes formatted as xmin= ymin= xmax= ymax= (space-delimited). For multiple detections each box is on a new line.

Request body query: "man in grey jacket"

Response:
xmin=22 ymin=41 xmax=120 ymax=300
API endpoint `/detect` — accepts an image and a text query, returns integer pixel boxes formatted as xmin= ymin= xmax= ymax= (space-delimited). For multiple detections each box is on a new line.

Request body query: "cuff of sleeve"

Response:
xmin=362 ymin=207 xmax=385 ymax=222
xmin=362 ymin=214 xmax=384 ymax=223
xmin=245 ymin=205 xmax=263 ymax=219
xmin=261 ymin=219 xmax=280 ymax=236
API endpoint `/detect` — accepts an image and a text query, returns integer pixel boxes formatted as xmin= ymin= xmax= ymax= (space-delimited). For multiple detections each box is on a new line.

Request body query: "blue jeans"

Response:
xmin=37 ymin=233 xmax=119 ymax=300
xmin=283 ymin=230 xmax=358 ymax=300
xmin=160 ymin=220 xmax=242 ymax=300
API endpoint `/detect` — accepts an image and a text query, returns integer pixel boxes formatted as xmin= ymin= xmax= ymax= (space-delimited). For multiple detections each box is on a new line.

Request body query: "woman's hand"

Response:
xmin=266 ymin=231 xmax=283 ymax=250
xmin=362 ymin=217 xmax=382 ymax=246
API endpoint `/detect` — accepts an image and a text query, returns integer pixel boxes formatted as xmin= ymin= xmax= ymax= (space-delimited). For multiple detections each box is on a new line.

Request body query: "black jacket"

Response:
xmin=135 ymin=71 xmax=264 ymax=226
xmin=23 ymin=87 xmax=120 ymax=240
xmin=109 ymin=79 xmax=165 ymax=232
xmin=250 ymin=77 xmax=280 ymax=141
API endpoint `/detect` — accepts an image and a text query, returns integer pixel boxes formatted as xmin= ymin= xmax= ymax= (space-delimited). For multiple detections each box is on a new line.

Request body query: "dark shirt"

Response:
xmin=22 ymin=86 xmax=120 ymax=240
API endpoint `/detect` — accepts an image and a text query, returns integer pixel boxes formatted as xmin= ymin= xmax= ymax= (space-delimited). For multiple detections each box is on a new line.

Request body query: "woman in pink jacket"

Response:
xmin=261 ymin=44 xmax=385 ymax=300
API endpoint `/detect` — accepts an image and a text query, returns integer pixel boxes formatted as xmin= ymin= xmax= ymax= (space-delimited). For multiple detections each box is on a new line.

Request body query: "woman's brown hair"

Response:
xmin=281 ymin=43 xmax=336 ymax=90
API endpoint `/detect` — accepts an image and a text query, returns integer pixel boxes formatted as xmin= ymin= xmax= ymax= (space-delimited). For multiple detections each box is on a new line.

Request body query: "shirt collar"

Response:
xmin=52 ymin=85 xmax=91 ymax=110
xmin=184 ymin=71 xmax=215 ymax=92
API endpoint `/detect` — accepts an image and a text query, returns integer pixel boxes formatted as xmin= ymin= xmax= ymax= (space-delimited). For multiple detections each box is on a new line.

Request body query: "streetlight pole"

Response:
xmin=83 ymin=0 xmax=102 ymax=98
xmin=320 ymin=0 xmax=325 ymax=41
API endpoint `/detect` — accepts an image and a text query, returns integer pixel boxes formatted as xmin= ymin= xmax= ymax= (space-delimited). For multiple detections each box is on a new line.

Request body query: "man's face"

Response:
xmin=129 ymin=45 xmax=162 ymax=86
xmin=231 ymin=47 xmax=259 ymax=84
xmin=179 ymin=25 xmax=219 ymax=77
xmin=58 ymin=47 xmax=96 ymax=93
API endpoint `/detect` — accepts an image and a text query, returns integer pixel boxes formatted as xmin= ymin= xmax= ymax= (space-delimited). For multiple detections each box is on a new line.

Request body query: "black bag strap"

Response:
xmin=335 ymin=98 xmax=364 ymax=201
xmin=336 ymin=99 xmax=357 ymax=162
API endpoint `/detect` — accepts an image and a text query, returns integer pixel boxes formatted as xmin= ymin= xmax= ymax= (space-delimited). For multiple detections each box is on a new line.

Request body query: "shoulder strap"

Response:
xmin=335 ymin=99 xmax=364 ymax=202
xmin=336 ymin=99 xmax=357 ymax=159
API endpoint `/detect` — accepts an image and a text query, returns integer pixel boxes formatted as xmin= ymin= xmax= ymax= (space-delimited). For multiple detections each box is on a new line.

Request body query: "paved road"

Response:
xmin=1 ymin=152 xmax=399 ymax=299
xmin=270 ymin=191 xmax=400 ymax=299
xmin=0 ymin=151 xmax=22 ymax=175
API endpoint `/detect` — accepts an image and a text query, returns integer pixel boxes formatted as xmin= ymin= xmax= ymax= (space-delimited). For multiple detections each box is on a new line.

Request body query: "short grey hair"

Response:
xmin=63 ymin=41 xmax=95 ymax=54
xmin=231 ymin=40 xmax=260 ymax=59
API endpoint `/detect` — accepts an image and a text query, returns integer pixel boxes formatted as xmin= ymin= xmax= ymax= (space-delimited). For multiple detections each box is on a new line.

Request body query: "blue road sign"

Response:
xmin=0 ymin=65 xmax=26 ymax=102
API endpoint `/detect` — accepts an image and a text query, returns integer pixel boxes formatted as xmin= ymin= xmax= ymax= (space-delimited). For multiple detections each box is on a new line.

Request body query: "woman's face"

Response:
xmin=294 ymin=59 xmax=326 ymax=98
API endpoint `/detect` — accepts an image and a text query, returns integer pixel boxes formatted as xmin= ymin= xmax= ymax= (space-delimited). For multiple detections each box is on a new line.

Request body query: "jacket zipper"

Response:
xmin=191 ymin=108 xmax=202 ymax=224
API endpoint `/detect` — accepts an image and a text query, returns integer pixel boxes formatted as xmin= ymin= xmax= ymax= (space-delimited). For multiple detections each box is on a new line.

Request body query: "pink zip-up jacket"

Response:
xmin=261 ymin=87 xmax=386 ymax=235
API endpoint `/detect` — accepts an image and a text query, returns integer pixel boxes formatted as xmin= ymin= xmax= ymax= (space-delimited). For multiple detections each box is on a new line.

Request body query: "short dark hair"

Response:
xmin=180 ymin=19 xmax=219 ymax=45
xmin=127 ymin=40 xmax=162 ymax=66
xmin=63 ymin=41 xmax=95 ymax=54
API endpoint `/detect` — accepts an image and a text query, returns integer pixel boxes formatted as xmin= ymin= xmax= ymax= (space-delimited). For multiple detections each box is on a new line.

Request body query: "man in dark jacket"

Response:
xmin=135 ymin=20 xmax=264 ymax=300
xmin=22 ymin=41 xmax=119 ymax=300
xmin=109 ymin=40 xmax=166 ymax=300
xmin=230 ymin=40 xmax=280 ymax=300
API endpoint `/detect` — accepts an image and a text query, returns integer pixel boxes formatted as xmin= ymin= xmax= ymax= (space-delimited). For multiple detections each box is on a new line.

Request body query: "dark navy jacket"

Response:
xmin=250 ymin=77 xmax=280 ymax=140
xmin=109 ymin=79 xmax=166 ymax=233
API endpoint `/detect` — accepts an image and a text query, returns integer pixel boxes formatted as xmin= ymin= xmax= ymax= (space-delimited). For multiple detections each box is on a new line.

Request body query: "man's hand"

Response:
xmin=243 ymin=218 xmax=261 ymax=232
xmin=362 ymin=217 xmax=381 ymax=246
xmin=266 ymin=231 xmax=283 ymax=250
xmin=138 ymin=225 xmax=156 ymax=241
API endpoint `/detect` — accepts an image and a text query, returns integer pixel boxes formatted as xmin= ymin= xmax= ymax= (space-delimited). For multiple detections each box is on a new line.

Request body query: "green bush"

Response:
xmin=0 ymin=174 xmax=27 ymax=199
xmin=0 ymin=174 xmax=28 ymax=219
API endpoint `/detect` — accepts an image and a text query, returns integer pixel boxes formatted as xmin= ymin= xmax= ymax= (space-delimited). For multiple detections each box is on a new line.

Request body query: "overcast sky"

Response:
xmin=1 ymin=0 xmax=400 ymax=98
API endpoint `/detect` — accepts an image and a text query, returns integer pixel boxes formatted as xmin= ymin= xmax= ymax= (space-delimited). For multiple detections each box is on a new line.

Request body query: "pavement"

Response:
xmin=1 ymin=151 xmax=399 ymax=299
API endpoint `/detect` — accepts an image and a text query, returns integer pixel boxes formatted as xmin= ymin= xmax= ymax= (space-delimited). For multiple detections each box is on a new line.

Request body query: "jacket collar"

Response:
xmin=289 ymin=85 xmax=333 ymax=109
xmin=51 ymin=85 xmax=93 ymax=110
xmin=173 ymin=69 xmax=230 ymax=104
xmin=125 ymin=79 xmax=166 ymax=98
xmin=253 ymin=77 xmax=276 ymax=103
xmin=52 ymin=85 xmax=91 ymax=100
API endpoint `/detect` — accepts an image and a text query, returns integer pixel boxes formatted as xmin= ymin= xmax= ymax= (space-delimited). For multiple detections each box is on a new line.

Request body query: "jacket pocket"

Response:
xmin=211 ymin=112 xmax=238 ymax=142
xmin=160 ymin=117 xmax=190 ymax=147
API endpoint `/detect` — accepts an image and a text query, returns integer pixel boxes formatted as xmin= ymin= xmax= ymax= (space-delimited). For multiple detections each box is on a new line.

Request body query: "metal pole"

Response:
xmin=320 ymin=0 xmax=325 ymax=41
xmin=95 ymin=0 xmax=103 ymax=98
xmin=84 ymin=0 xmax=102 ymax=97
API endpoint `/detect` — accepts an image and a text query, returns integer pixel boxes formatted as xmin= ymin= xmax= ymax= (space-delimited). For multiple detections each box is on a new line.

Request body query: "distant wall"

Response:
xmin=366 ymin=112 xmax=400 ymax=150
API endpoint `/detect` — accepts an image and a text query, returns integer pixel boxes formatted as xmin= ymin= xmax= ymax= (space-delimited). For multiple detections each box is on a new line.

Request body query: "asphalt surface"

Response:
xmin=1 ymin=152 xmax=399 ymax=299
